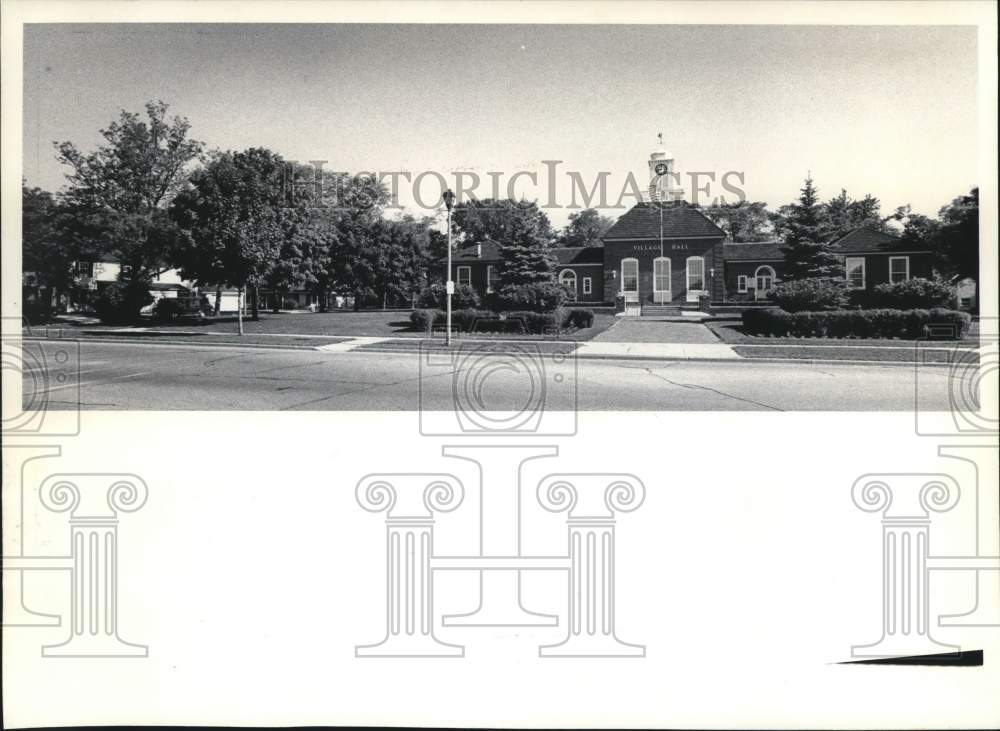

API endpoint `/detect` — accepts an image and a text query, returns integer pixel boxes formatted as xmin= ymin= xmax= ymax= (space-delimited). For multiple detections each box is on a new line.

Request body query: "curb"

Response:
xmin=23 ymin=335 xmax=322 ymax=352
xmin=349 ymin=345 xmax=955 ymax=368
xmin=25 ymin=334 xmax=963 ymax=367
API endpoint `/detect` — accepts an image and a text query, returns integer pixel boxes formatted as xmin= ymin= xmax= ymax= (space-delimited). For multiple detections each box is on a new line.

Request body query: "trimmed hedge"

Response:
xmin=563 ymin=307 xmax=595 ymax=329
xmin=417 ymin=283 xmax=482 ymax=310
xmin=872 ymin=278 xmax=955 ymax=309
xmin=411 ymin=306 xmax=595 ymax=335
xmin=493 ymin=282 xmax=570 ymax=313
xmin=768 ymin=277 xmax=848 ymax=312
xmin=505 ymin=309 xmax=566 ymax=335
xmin=742 ymin=307 xmax=971 ymax=339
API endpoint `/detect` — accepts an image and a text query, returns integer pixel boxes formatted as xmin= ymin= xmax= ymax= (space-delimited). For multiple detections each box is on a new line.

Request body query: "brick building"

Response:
xmin=448 ymin=143 xmax=938 ymax=313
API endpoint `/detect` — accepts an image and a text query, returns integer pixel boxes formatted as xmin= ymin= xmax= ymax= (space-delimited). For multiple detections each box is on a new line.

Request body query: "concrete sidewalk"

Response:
xmin=577 ymin=341 xmax=741 ymax=359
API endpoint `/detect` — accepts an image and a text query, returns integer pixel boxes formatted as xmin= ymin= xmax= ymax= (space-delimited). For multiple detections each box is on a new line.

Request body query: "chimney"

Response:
xmin=477 ymin=243 xmax=482 ymax=258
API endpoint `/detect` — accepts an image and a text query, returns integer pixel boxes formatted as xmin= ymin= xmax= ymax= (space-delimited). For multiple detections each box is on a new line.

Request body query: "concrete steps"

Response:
xmin=641 ymin=305 xmax=685 ymax=316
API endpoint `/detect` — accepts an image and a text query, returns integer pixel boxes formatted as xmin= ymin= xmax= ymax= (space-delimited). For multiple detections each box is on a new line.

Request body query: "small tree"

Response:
xmin=780 ymin=177 xmax=844 ymax=281
xmin=498 ymin=216 xmax=556 ymax=287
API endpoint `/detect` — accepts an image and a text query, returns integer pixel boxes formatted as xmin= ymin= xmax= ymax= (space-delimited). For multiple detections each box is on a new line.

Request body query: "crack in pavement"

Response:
xmin=643 ymin=367 xmax=785 ymax=411
xmin=278 ymin=364 xmax=455 ymax=411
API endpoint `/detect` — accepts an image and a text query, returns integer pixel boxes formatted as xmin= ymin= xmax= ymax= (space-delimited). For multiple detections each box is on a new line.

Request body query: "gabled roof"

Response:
xmin=451 ymin=242 xmax=604 ymax=265
xmin=149 ymin=282 xmax=190 ymax=292
xmin=452 ymin=240 xmax=501 ymax=261
xmin=551 ymin=246 xmax=604 ymax=265
xmin=603 ymin=201 xmax=726 ymax=240
xmin=830 ymin=226 xmax=917 ymax=254
xmin=722 ymin=241 xmax=784 ymax=261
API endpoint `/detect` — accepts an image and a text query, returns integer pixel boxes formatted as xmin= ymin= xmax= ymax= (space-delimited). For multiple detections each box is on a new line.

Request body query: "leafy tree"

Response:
xmin=335 ymin=215 xmax=432 ymax=310
xmin=452 ymin=198 xmax=554 ymax=246
xmin=699 ymin=200 xmax=772 ymax=242
xmin=497 ymin=214 xmax=556 ymax=287
xmin=780 ymin=177 xmax=844 ymax=281
xmin=53 ymin=101 xmax=203 ymax=313
xmin=169 ymin=148 xmax=288 ymax=332
xmin=934 ymin=187 xmax=978 ymax=281
xmin=822 ymin=189 xmax=887 ymax=240
xmin=22 ymin=185 xmax=77 ymax=315
xmin=889 ymin=205 xmax=940 ymax=251
xmin=559 ymin=208 xmax=614 ymax=247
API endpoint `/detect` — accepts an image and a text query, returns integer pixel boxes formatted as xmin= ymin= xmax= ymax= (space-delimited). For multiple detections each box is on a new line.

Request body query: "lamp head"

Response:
xmin=442 ymin=189 xmax=456 ymax=211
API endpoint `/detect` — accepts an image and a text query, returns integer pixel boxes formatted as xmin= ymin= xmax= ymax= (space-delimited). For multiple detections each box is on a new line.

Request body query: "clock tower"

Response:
xmin=647 ymin=132 xmax=684 ymax=202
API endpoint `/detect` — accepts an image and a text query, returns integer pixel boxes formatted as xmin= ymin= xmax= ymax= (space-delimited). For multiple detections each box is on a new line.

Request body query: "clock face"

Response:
xmin=654 ymin=162 xmax=668 ymax=176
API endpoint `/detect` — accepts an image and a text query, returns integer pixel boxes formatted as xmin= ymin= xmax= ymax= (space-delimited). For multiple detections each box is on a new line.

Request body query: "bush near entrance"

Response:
xmin=742 ymin=307 xmax=971 ymax=340
xmin=410 ymin=305 xmax=595 ymax=336
xmin=490 ymin=282 xmax=570 ymax=313
xmin=768 ymin=278 xmax=848 ymax=312
xmin=417 ymin=283 xmax=481 ymax=310
xmin=870 ymin=278 xmax=955 ymax=309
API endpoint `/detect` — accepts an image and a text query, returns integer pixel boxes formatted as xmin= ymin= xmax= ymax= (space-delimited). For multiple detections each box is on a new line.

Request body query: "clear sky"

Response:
xmin=23 ymin=23 xmax=978 ymax=229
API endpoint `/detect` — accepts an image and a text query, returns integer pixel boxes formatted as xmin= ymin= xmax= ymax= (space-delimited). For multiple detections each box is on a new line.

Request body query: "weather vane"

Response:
xmin=658 ymin=131 xmax=663 ymax=146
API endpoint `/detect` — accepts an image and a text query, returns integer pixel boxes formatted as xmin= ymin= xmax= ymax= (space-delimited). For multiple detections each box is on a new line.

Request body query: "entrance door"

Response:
xmin=653 ymin=257 xmax=671 ymax=304
xmin=686 ymin=256 xmax=706 ymax=302
xmin=621 ymin=258 xmax=639 ymax=303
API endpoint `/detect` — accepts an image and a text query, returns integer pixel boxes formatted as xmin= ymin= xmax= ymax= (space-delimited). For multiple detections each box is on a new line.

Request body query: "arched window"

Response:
xmin=559 ymin=269 xmax=577 ymax=295
xmin=754 ymin=265 xmax=776 ymax=291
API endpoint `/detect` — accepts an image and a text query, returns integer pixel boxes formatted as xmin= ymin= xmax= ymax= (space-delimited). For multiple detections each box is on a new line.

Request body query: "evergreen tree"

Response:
xmin=498 ymin=215 xmax=556 ymax=287
xmin=780 ymin=177 xmax=844 ymax=280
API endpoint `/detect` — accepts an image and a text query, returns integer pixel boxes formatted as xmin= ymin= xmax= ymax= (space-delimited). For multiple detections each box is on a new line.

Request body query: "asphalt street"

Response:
xmin=21 ymin=338 xmax=955 ymax=412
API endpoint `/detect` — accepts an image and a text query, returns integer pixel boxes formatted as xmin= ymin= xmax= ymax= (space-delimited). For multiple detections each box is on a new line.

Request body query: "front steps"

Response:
xmin=642 ymin=303 xmax=703 ymax=317
xmin=617 ymin=302 xmax=705 ymax=318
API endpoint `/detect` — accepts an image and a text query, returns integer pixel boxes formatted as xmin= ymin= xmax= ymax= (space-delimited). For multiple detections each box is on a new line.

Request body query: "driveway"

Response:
xmin=593 ymin=318 xmax=721 ymax=344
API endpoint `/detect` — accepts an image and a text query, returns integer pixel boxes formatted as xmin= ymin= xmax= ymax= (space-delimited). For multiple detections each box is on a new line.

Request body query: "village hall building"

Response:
xmin=450 ymin=144 xmax=936 ymax=313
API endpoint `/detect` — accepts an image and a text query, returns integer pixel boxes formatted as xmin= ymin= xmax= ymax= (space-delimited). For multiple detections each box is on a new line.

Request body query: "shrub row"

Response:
xmin=416 ymin=281 xmax=574 ymax=314
xmin=742 ymin=307 xmax=972 ymax=340
xmin=410 ymin=306 xmax=595 ymax=335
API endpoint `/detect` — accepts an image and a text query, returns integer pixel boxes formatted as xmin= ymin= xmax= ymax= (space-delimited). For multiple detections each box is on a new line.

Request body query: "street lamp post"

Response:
xmin=443 ymin=188 xmax=456 ymax=346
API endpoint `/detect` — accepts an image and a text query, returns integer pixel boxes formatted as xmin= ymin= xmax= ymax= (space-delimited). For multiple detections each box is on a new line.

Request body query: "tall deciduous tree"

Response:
xmin=335 ymin=215 xmax=432 ymax=310
xmin=22 ymin=185 xmax=77 ymax=314
xmin=169 ymin=148 xmax=288 ymax=332
xmin=934 ymin=187 xmax=978 ymax=282
xmin=53 ymin=101 xmax=203 ymax=306
xmin=822 ymin=189 xmax=887 ymax=240
xmin=699 ymin=200 xmax=772 ymax=242
xmin=780 ymin=177 xmax=844 ymax=281
xmin=452 ymin=198 xmax=554 ymax=246
xmin=559 ymin=208 xmax=615 ymax=247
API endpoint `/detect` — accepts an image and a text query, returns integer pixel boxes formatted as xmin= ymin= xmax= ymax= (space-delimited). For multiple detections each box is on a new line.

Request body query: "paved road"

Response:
xmin=20 ymin=339 xmax=954 ymax=411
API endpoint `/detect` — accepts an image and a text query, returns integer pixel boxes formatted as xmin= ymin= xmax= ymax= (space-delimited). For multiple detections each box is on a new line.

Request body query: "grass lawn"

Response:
xmin=47 ymin=310 xmax=618 ymax=342
xmin=354 ymin=339 xmax=580 ymax=354
xmin=708 ymin=319 xmax=981 ymax=348
xmin=732 ymin=345 xmax=979 ymax=363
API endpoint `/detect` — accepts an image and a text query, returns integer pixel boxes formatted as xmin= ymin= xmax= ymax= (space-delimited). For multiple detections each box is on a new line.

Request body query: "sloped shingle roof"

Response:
xmin=722 ymin=241 xmax=784 ymax=261
xmin=831 ymin=227 xmax=915 ymax=254
xmin=452 ymin=242 xmax=604 ymax=265
xmin=552 ymin=246 xmax=604 ymax=265
xmin=453 ymin=241 xmax=501 ymax=261
xmin=603 ymin=201 xmax=726 ymax=240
